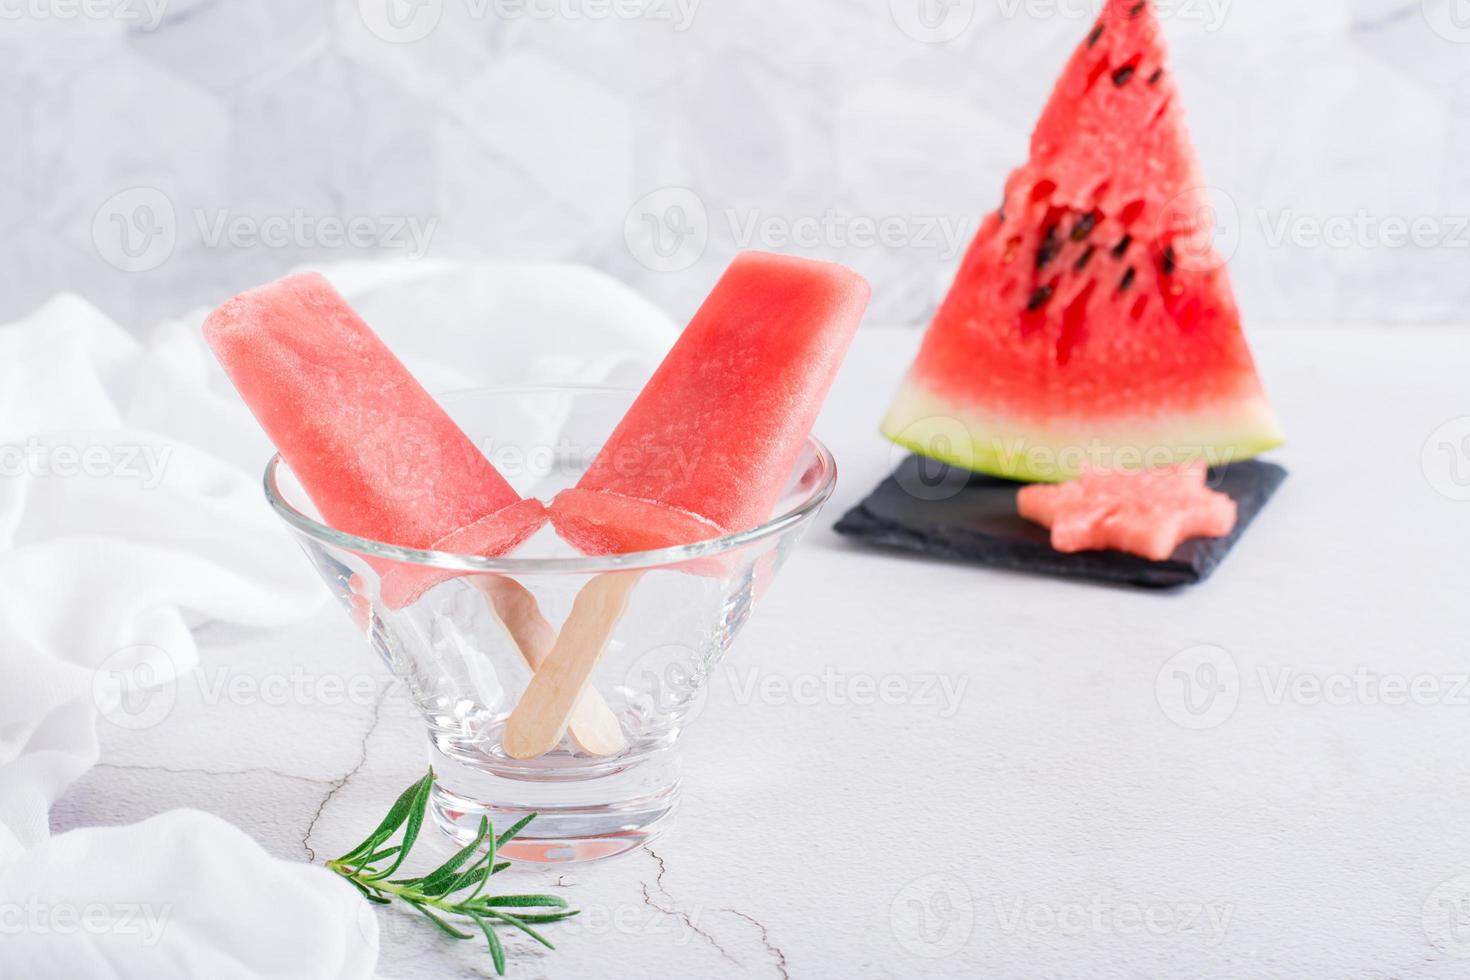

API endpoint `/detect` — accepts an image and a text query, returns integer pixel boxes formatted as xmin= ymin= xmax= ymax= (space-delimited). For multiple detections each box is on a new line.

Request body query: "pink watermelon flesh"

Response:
xmin=551 ymin=251 xmax=870 ymax=555
xmin=882 ymin=0 xmax=1282 ymax=483
xmin=1017 ymin=461 xmax=1237 ymax=561
xmin=204 ymin=272 xmax=545 ymax=608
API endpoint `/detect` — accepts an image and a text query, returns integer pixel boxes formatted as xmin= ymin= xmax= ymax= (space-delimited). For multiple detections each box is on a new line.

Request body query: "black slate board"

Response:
xmin=834 ymin=456 xmax=1287 ymax=588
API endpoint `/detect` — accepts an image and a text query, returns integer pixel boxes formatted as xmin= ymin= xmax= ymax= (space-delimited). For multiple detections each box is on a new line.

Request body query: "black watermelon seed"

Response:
xmin=1148 ymin=68 xmax=1163 ymax=85
xmin=1161 ymin=245 xmax=1176 ymax=276
xmin=1111 ymin=235 xmax=1132 ymax=259
xmin=1074 ymin=245 xmax=1096 ymax=272
xmin=1027 ymin=286 xmax=1055 ymax=311
xmin=1112 ymin=65 xmax=1136 ymax=87
xmin=1036 ymin=225 xmax=1062 ymax=269
xmin=1070 ymin=212 xmax=1097 ymax=242
xmin=1088 ymin=24 xmax=1104 ymax=47
xmin=1129 ymin=2 xmax=1146 ymax=16
xmin=1119 ymin=267 xmax=1137 ymax=292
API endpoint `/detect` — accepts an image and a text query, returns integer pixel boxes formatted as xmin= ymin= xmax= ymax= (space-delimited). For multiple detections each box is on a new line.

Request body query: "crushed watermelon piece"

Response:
xmin=1017 ymin=461 xmax=1237 ymax=562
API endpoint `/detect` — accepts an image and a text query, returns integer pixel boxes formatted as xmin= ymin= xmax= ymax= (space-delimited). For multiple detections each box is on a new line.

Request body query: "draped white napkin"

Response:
xmin=0 ymin=262 xmax=675 ymax=977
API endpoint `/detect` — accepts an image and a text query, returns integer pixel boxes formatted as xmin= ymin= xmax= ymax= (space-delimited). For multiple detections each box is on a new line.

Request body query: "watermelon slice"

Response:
xmin=882 ymin=0 xmax=1283 ymax=483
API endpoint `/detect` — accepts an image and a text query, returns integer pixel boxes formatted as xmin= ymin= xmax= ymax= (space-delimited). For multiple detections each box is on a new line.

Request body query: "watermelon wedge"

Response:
xmin=882 ymin=0 xmax=1283 ymax=483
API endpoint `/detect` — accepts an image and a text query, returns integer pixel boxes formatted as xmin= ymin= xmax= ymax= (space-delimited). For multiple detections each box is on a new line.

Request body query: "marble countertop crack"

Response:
xmin=301 ymin=686 xmax=392 ymax=863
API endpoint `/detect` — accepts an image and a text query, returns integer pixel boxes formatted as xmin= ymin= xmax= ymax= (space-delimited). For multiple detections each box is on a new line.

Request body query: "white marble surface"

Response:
xmin=2 ymin=0 xmax=1467 ymax=333
xmin=54 ymin=324 xmax=1470 ymax=978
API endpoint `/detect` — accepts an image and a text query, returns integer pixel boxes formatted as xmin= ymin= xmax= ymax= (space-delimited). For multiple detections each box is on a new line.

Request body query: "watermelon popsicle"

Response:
xmin=204 ymin=272 xmax=626 ymax=755
xmin=503 ymin=252 xmax=870 ymax=760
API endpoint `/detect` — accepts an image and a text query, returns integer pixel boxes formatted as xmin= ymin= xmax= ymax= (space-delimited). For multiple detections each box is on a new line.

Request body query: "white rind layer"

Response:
xmin=881 ymin=379 xmax=1286 ymax=483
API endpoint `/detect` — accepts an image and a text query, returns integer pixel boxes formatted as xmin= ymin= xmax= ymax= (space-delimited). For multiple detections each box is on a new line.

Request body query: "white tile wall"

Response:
xmin=2 ymin=0 xmax=1465 ymax=332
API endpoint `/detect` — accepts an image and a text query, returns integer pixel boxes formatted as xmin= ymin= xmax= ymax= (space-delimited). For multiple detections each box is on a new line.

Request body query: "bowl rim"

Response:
xmin=262 ymin=383 xmax=839 ymax=574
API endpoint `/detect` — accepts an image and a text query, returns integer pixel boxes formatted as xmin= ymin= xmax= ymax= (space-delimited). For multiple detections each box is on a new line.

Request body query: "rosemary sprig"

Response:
xmin=326 ymin=768 xmax=576 ymax=974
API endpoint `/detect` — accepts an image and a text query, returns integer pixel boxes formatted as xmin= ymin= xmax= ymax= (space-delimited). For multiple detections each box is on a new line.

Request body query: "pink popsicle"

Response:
xmin=506 ymin=252 xmax=870 ymax=760
xmin=550 ymin=251 xmax=871 ymax=555
xmin=203 ymin=272 xmax=546 ymax=607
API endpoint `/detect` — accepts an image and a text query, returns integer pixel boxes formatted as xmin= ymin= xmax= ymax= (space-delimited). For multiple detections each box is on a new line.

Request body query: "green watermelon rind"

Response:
xmin=881 ymin=379 xmax=1285 ymax=484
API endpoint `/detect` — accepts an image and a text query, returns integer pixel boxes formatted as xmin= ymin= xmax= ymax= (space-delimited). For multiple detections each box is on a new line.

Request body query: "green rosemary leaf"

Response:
xmin=464 ymin=851 xmax=504 ymax=905
xmin=327 ymin=769 xmax=575 ymax=974
xmin=341 ymin=874 xmax=391 ymax=905
xmin=424 ymin=862 xmax=494 ymax=898
xmin=473 ymin=913 xmax=507 ymax=976
xmin=407 ymin=901 xmax=474 ymax=941
xmin=474 ymin=895 xmax=569 ymax=909
xmin=493 ymin=911 xmax=580 ymax=924
xmin=484 ymin=909 xmax=555 ymax=950
xmin=365 ymin=775 xmax=434 ymax=882
xmin=337 ymin=770 xmax=433 ymax=864
xmin=495 ymin=813 xmax=537 ymax=848
xmin=360 ymin=846 xmax=400 ymax=866
xmin=416 ymin=819 xmax=493 ymax=896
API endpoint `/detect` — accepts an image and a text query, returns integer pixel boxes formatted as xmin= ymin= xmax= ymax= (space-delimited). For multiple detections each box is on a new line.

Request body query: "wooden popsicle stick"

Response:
xmin=502 ymin=571 xmax=645 ymax=760
xmin=473 ymin=575 xmax=628 ymax=757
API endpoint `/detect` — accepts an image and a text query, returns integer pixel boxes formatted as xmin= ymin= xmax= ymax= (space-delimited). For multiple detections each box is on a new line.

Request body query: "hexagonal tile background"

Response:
xmin=0 ymin=0 xmax=1463 ymax=331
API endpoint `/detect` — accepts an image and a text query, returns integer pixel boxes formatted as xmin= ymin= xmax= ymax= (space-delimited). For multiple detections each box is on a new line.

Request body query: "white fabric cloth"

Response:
xmin=0 ymin=262 xmax=676 ymax=977
xmin=0 ymin=812 xmax=378 ymax=979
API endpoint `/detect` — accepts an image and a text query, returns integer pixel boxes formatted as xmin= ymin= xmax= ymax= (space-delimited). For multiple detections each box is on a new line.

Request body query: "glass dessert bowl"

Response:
xmin=264 ymin=385 xmax=837 ymax=863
